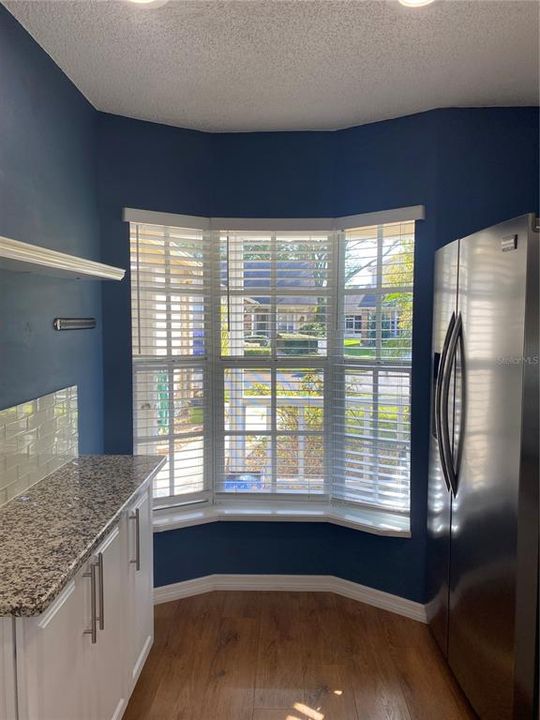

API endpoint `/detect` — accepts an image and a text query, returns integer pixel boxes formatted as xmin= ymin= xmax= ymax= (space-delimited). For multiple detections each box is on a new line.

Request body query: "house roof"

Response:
xmin=226 ymin=260 xmax=322 ymax=306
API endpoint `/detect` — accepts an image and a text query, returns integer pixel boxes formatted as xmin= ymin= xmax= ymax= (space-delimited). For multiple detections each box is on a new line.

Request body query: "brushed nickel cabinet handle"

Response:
xmin=83 ymin=560 xmax=98 ymax=644
xmin=97 ymin=551 xmax=104 ymax=631
xmin=129 ymin=508 xmax=141 ymax=571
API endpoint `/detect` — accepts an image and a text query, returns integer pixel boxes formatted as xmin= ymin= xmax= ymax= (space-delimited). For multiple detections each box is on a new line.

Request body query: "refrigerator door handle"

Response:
xmin=435 ymin=312 xmax=456 ymax=493
xmin=440 ymin=312 xmax=463 ymax=495
xmin=453 ymin=321 xmax=466 ymax=484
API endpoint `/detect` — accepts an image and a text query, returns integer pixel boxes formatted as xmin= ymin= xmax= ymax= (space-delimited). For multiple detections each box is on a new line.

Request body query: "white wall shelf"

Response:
xmin=0 ymin=235 xmax=125 ymax=281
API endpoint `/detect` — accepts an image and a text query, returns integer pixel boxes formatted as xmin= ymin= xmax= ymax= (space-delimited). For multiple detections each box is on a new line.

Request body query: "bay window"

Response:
xmin=129 ymin=207 xmax=420 ymax=525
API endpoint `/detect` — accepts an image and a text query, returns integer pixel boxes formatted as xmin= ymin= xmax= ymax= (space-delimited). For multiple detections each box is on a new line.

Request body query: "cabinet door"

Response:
xmin=1 ymin=618 xmax=18 ymax=720
xmin=126 ymin=484 xmax=154 ymax=689
xmin=16 ymin=576 xmax=91 ymax=720
xmin=91 ymin=525 xmax=128 ymax=720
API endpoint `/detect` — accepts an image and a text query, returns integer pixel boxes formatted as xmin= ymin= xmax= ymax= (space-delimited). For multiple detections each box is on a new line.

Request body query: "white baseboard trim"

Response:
xmin=154 ymin=574 xmax=427 ymax=623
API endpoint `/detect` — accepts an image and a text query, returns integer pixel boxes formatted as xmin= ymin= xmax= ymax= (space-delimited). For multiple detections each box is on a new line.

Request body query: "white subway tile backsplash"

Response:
xmin=0 ymin=407 xmax=17 ymax=424
xmin=5 ymin=418 xmax=28 ymax=439
xmin=0 ymin=386 xmax=78 ymax=506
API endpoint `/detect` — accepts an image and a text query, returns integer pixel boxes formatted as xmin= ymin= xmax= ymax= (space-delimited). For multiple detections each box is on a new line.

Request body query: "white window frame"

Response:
xmin=126 ymin=205 xmax=424 ymax=535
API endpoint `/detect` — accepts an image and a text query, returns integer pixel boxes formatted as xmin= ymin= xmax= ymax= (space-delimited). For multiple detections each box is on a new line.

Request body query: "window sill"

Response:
xmin=153 ymin=502 xmax=410 ymax=537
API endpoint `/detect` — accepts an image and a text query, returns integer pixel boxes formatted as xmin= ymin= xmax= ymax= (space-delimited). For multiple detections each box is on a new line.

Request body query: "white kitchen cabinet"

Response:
xmin=15 ymin=573 xmax=93 ymax=720
xmin=89 ymin=525 xmax=128 ymax=720
xmin=126 ymin=486 xmax=154 ymax=690
xmin=0 ymin=619 xmax=17 ymax=720
xmin=2 ymin=479 xmax=154 ymax=720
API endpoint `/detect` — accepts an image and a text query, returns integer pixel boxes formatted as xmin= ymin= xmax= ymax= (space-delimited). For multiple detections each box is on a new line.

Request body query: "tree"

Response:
xmin=241 ymin=372 xmax=324 ymax=480
xmin=382 ymin=236 xmax=414 ymax=338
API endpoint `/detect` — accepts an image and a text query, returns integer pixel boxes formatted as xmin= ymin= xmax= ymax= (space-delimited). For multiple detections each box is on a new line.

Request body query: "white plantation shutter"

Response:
xmin=332 ymin=221 xmax=414 ymax=512
xmin=215 ymin=230 xmax=333 ymax=497
xmin=129 ymin=212 xmax=416 ymax=516
xmin=218 ymin=231 xmax=332 ymax=358
xmin=130 ymin=222 xmax=211 ymax=503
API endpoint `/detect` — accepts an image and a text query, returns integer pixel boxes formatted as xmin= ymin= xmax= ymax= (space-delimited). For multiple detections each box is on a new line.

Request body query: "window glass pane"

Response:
xmin=133 ymin=292 xmax=206 ymax=358
xmin=336 ymin=438 xmax=409 ymax=510
xmin=138 ymin=437 xmax=204 ymax=498
xmin=344 ymin=227 xmax=378 ymax=289
xmin=133 ymin=366 xmax=204 ymax=439
xmin=133 ymin=224 xmax=205 ymax=289
xmin=275 ymin=235 xmax=330 ymax=288
xmin=221 ymin=297 xmax=272 ymax=357
xmin=224 ymin=369 xmax=271 ymax=432
xmin=276 ymin=370 xmax=324 ymax=431
xmin=134 ymin=440 xmax=171 ymax=498
xmin=342 ymin=292 xmax=413 ymax=361
xmin=222 ymin=435 xmax=272 ymax=492
xmin=382 ymin=222 xmax=414 ymax=287
xmin=137 ymin=436 xmax=205 ymax=498
xmin=131 ymin=292 xmax=167 ymax=357
xmin=172 ymin=368 xmax=204 ymax=434
xmin=276 ymin=436 xmax=324 ymax=493
xmin=169 ymin=295 xmax=206 ymax=357
xmin=276 ymin=297 xmax=327 ymax=357
xmin=220 ymin=234 xmax=273 ymax=291
xmin=377 ymin=371 xmax=411 ymax=444
xmin=221 ymin=296 xmax=328 ymax=357
xmin=343 ymin=295 xmax=376 ymax=359
xmin=380 ymin=291 xmax=413 ymax=361
xmin=172 ymin=437 xmax=205 ymax=495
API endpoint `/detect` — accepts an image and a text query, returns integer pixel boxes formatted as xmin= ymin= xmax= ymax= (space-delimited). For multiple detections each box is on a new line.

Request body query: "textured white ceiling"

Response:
xmin=4 ymin=0 xmax=539 ymax=132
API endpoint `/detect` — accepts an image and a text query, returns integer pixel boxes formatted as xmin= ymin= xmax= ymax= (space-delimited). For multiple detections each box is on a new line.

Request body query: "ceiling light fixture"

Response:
xmin=126 ymin=0 xmax=170 ymax=8
xmin=398 ymin=0 xmax=436 ymax=6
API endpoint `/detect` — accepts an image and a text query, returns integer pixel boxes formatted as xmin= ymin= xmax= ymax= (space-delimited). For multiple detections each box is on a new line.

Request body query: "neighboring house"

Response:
xmin=344 ymin=293 xmax=399 ymax=343
xmin=240 ymin=259 xmax=323 ymax=336
xmin=240 ymin=262 xmax=400 ymax=340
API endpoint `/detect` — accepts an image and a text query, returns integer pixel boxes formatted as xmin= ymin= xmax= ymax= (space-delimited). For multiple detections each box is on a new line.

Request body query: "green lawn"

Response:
xmin=239 ymin=336 xmax=406 ymax=359
xmin=345 ymin=347 xmax=375 ymax=357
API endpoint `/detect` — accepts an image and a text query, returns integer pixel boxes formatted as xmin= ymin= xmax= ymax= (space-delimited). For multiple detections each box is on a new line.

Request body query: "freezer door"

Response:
xmin=426 ymin=239 xmax=459 ymax=656
xmin=448 ymin=215 xmax=531 ymax=720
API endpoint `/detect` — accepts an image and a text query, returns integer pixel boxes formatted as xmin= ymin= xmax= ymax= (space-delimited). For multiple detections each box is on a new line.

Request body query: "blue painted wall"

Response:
xmin=97 ymin=106 xmax=538 ymax=601
xmin=96 ymin=114 xmax=213 ymax=453
xmin=0 ymin=6 xmax=103 ymax=451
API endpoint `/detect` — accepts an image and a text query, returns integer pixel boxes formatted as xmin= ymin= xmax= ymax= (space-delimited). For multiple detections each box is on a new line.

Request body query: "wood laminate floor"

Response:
xmin=123 ymin=592 xmax=477 ymax=720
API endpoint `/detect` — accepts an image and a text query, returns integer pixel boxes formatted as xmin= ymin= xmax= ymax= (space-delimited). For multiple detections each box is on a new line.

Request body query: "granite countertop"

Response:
xmin=0 ymin=455 xmax=164 ymax=617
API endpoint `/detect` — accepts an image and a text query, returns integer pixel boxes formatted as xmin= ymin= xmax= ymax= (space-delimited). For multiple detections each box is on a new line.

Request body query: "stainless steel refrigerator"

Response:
xmin=426 ymin=214 xmax=539 ymax=720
